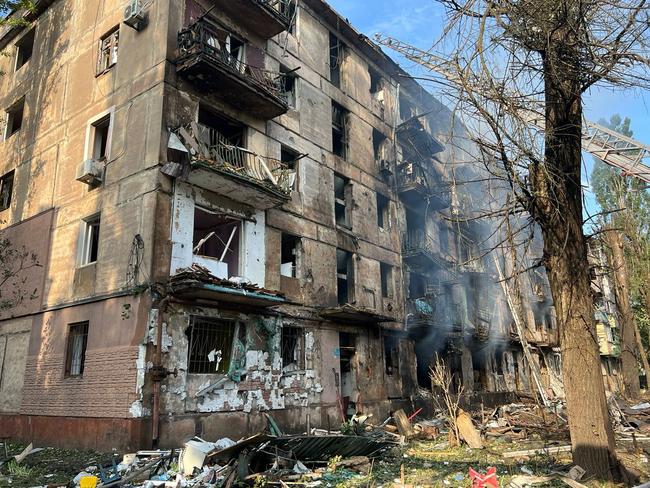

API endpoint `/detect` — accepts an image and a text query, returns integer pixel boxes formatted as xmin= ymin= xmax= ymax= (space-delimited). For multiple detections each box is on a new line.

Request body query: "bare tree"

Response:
xmin=412 ymin=0 xmax=650 ymax=479
xmin=429 ymin=356 xmax=463 ymax=446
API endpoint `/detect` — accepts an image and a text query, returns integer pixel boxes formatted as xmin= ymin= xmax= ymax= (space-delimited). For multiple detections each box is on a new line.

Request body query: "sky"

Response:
xmin=326 ymin=0 xmax=650 ymax=223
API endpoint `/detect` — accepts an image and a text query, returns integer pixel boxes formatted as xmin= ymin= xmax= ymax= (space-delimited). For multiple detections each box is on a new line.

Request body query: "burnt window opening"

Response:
xmin=97 ymin=26 xmax=119 ymax=75
xmin=186 ymin=317 xmax=237 ymax=374
xmin=370 ymin=66 xmax=383 ymax=93
xmin=339 ymin=331 xmax=356 ymax=373
xmin=408 ymin=272 xmax=427 ymax=299
xmin=494 ymin=349 xmax=504 ymax=375
xmin=281 ymin=325 xmax=304 ymax=370
xmin=79 ymin=214 xmax=100 ymax=266
xmin=0 ymin=171 xmax=14 ymax=212
xmin=329 ymin=32 xmax=345 ymax=88
xmin=337 ymin=248 xmax=354 ymax=305
xmin=279 ymin=64 xmax=297 ymax=108
xmin=380 ymin=262 xmax=393 ymax=298
xmin=331 ymin=102 xmax=348 ymax=159
xmin=376 ymin=193 xmax=390 ymax=229
xmin=198 ymin=106 xmax=245 ymax=147
xmin=65 ymin=321 xmax=89 ymax=377
xmin=281 ymin=144 xmax=300 ymax=191
xmin=193 ymin=207 xmax=241 ymax=277
xmin=5 ymin=98 xmax=24 ymax=139
xmin=334 ymin=173 xmax=351 ymax=228
xmin=15 ymin=28 xmax=35 ymax=72
xmin=372 ymin=129 xmax=387 ymax=163
xmin=281 ymin=233 xmax=300 ymax=278
xmin=383 ymin=335 xmax=399 ymax=376
xmin=90 ymin=114 xmax=111 ymax=161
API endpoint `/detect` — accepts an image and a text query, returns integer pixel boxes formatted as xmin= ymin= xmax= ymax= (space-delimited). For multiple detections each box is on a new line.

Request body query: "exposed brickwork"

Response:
xmin=21 ymin=346 xmax=140 ymax=418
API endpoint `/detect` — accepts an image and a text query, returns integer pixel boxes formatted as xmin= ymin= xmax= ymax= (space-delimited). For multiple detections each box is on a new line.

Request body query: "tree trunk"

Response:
xmin=531 ymin=41 xmax=617 ymax=479
xmin=606 ymin=229 xmax=640 ymax=398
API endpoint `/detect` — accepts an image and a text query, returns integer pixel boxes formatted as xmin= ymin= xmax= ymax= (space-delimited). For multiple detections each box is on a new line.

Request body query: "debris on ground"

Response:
xmin=3 ymin=398 xmax=650 ymax=487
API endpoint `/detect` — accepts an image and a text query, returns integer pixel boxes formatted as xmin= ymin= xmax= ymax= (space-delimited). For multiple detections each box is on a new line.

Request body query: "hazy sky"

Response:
xmin=326 ymin=0 xmax=650 ymax=222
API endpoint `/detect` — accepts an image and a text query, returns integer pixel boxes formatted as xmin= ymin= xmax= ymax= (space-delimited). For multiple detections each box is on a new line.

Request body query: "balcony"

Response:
xmin=397 ymin=117 xmax=445 ymax=157
xmin=176 ymin=20 xmax=289 ymax=119
xmin=208 ymin=0 xmax=295 ymax=39
xmin=175 ymin=123 xmax=295 ymax=209
xmin=405 ymin=297 xmax=436 ymax=329
xmin=402 ymin=229 xmax=453 ymax=270
xmin=396 ymin=162 xmax=451 ymax=209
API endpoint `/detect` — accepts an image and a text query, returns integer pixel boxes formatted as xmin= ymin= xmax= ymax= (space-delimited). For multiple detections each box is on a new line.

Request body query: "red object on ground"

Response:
xmin=407 ymin=407 xmax=423 ymax=421
xmin=469 ymin=467 xmax=498 ymax=487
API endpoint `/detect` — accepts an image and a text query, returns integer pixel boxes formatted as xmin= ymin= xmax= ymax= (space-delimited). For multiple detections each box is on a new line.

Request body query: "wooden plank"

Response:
xmin=503 ymin=445 xmax=572 ymax=458
xmin=393 ymin=409 xmax=413 ymax=437
xmin=456 ymin=410 xmax=482 ymax=448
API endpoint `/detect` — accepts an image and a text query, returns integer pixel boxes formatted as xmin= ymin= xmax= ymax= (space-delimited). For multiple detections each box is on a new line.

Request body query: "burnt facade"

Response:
xmin=0 ymin=0 xmax=562 ymax=450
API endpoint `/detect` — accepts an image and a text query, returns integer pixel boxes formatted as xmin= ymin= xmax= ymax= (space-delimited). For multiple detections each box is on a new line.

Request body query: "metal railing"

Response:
xmin=185 ymin=123 xmax=295 ymax=193
xmin=402 ymin=229 xmax=436 ymax=255
xmin=256 ymin=0 xmax=296 ymax=24
xmin=178 ymin=20 xmax=286 ymax=98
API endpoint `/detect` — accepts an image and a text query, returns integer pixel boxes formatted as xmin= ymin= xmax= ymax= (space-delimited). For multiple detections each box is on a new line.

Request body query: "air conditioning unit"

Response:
xmin=123 ymin=0 xmax=146 ymax=31
xmin=76 ymin=159 xmax=103 ymax=186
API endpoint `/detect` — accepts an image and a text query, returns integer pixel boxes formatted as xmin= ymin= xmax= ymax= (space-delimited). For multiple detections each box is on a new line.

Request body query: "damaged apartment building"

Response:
xmin=0 ymin=0 xmax=563 ymax=450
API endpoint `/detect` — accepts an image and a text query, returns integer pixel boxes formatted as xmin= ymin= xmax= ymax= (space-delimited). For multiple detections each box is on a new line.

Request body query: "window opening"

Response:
xmin=79 ymin=215 xmax=100 ymax=266
xmin=331 ymin=102 xmax=348 ymax=159
xmin=408 ymin=272 xmax=427 ymax=299
xmin=279 ymin=64 xmax=297 ymax=108
xmin=281 ymin=325 xmax=303 ymax=370
xmin=91 ymin=115 xmax=111 ymax=160
xmin=193 ymin=207 xmax=241 ymax=277
xmin=198 ymin=106 xmax=245 ymax=146
xmin=5 ymin=98 xmax=24 ymax=138
xmin=329 ymin=32 xmax=345 ymax=88
xmin=380 ymin=262 xmax=393 ymax=298
xmin=281 ymin=233 xmax=299 ymax=278
xmin=334 ymin=173 xmax=351 ymax=227
xmin=15 ymin=28 xmax=35 ymax=71
xmin=0 ymin=171 xmax=14 ymax=211
xmin=372 ymin=128 xmax=387 ymax=163
xmin=369 ymin=66 xmax=383 ymax=95
xmin=65 ymin=321 xmax=89 ymax=377
xmin=377 ymin=193 xmax=389 ymax=229
xmin=384 ymin=335 xmax=399 ymax=375
xmin=337 ymin=248 xmax=353 ymax=305
xmin=186 ymin=317 xmax=237 ymax=374
xmin=97 ymin=27 xmax=119 ymax=75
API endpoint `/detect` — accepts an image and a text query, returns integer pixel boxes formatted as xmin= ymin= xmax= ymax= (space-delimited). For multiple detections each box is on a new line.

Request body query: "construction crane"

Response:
xmin=375 ymin=35 xmax=650 ymax=184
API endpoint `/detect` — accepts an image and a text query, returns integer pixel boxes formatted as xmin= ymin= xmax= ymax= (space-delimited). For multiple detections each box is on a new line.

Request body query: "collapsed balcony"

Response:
xmin=397 ymin=117 xmax=445 ymax=157
xmin=176 ymin=19 xmax=289 ymax=119
xmin=174 ymin=123 xmax=295 ymax=209
xmin=207 ymin=0 xmax=295 ymax=39
xmin=396 ymin=162 xmax=451 ymax=209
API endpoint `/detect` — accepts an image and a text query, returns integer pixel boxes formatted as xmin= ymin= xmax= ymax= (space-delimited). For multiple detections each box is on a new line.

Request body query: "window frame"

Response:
xmin=281 ymin=325 xmax=304 ymax=370
xmin=380 ymin=262 xmax=393 ymax=298
xmin=65 ymin=321 xmax=89 ymax=378
xmin=376 ymin=193 xmax=390 ymax=229
xmin=331 ymin=101 xmax=348 ymax=159
xmin=334 ymin=173 xmax=351 ymax=228
xmin=186 ymin=316 xmax=239 ymax=375
xmin=0 ymin=170 xmax=15 ymax=212
xmin=96 ymin=26 xmax=119 ymax=76
xmin=84 ymin=108 xmax=114 ymax=163
xmin=14 ymin=28 xmax=35 ymax=72
xmin=280 ymin=232 xmax=300 ymax=278
xmin=4 ymin=97 xmax=25 ymax=140
xmin=78 ymin=214 xmax=101 ymax=267
xmin=336 ymin=248 xmax=354 ymax=305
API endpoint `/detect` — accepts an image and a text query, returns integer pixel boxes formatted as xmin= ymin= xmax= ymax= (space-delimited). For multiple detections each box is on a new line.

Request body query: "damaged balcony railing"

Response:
xmin=176 ymin=123 xmax=296 ymax=194
xmin=258 ymin=0 xmax=296 ymax=24
xmin=177 ymin=19 xmax=287 ymax=101
xmin=397 ymin=162 xmax=452 ymax=208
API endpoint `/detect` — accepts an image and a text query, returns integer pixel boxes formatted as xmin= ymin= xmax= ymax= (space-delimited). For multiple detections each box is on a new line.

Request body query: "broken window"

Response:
xmin=97 ymin=27 xmax=119 ymax=75
xmin=0 ymin=171 xmax=14 ymax=212
xmin=89 ymin=114 xmax=111 ymax=161
xmin=5 ymin=98 xmax=24 ymax=139
xmin=186 ymin=317 xmax=237 ymax=374
xmin=281 ymin=144 xmax=299 ymax=190
xmin=339 ymin=331 xmax=356 ymax=373
xmin=408 ymin=272 xmax=427 ymax=299
xmin=331 ymin=101 xmax=348 ymax=159
xmin=380 ymin=262 xmax=393 ymax=298
xmin=372 ymin=129 xmax=387 ymax=164
xmin=383 ymin=335 xmax=399 ymax=376
xmin=376 ymin=193 xmax=389 ymax=229
xmin=198 ymin=105 xmax=245 ymax=147
xmin=15 ymin=28 xmax=35 ymax=72
xmin=334 ymin=173 xmax=351 ymax=228
xmin=65 ymin=321 xmax=89 ymax=377
xmin=281 ymin=325 xmax=303 ymax=370
xmin=79 ymin=215 xmax=100 ymax=266
xmin=329 ymin=32 xmax=345 ymax=88
xmin=337 ymin=249 xmax=354 ymax=305
xmin=369 ymin=66 xmax=383 ymax=95
xmin=193 ymin=207 xmax=241 ymax=277
xmin=279 ymin=65 xmax=297 ymax=108
xmin=281 ymin=233 xmax=300 ymax=278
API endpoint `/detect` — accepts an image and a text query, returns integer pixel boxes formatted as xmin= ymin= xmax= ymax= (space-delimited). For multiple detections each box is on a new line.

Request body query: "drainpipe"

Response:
xmin=150 ymin=291 xmax=176 ymax=448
